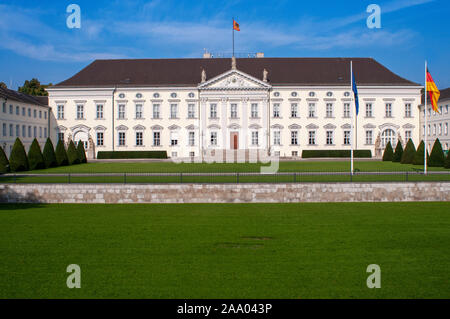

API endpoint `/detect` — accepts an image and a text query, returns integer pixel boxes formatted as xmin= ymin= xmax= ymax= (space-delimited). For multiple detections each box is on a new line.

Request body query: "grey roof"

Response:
xmin=0 ymin=87 xmax=49 ymax=107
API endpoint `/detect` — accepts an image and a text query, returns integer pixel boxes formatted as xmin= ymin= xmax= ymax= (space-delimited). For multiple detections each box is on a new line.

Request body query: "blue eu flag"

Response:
xmin=352 ymin=71 xmax=359 ymax=116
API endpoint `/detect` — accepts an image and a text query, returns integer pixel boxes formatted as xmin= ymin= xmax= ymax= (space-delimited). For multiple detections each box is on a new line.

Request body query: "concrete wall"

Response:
xmin=1 ymin=182 xmax=449 ymax=204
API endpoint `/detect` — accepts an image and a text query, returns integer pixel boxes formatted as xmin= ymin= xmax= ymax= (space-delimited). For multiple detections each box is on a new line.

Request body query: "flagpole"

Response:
xmin=350 ymin=61 xmax=354 ymax=175
xmin=424 ymin=61 xmax=427 ymax=174
xmin=232 ymin=18 xmax=235 ymax=57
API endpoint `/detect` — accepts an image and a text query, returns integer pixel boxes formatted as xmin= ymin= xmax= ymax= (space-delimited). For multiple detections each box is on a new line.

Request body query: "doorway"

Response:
xmin=230 ymin=132 xmax=239 ymax=150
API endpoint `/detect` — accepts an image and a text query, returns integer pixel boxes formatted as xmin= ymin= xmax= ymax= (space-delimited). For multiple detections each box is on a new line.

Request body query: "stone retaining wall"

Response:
xmin=0 ymin=183 xmax=449 ymax=203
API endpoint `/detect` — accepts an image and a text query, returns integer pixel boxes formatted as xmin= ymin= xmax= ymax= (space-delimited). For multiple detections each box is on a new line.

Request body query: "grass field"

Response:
xmin=1 ymin=202 xmax=449 ymax=299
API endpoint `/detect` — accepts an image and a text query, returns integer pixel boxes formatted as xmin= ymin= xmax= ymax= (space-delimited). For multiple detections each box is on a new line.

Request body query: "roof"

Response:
xmin=54 ymin=57 xmax=420 ymax=88
xmin=420 ymin=87 xmax=450 ymax=104
xmin=0 ymin=87 xmax=49 ymax=107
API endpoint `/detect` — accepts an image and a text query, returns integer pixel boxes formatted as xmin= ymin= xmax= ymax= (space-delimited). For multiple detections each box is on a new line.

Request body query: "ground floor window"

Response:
xmin=273 ymin=131 xmax=281 ymax=145
xmin=326 ymin=131 xmax=333 ymax=145
xmin=405 ymin=130 xmax=412 ymax=142
xmin=97 ymin=132 xmax=104 ymax=146
xmin=381 ymin=129 xmax=396 ymax=147
xmin=118 ymin=132 xmax=126 ymax=146
xmin=365 ymin=130 xmax=373 ymax=145
xmin=58 ymin=132 xmax=64 ymax=141
xmin=153 ymin=132 xmax=161 ymax=146
xmin=308 ymin=131 xmax=316 ymax=145
xmin=344 ymin=130 xmax=351 ymax=145
xmin=291 ymin=131 xmax=298 ymax=145
xmin=189 ymin=131 xmax=195 ymax=146
xmin=210 ymin=132 xmax=218 ymax=146
xmin=136 ymin=132 xmax=143 ymax=146
xmin=251 ymin=131 xmax=259 ymax=146
xmin=292 ymin=151 xmax=298 ymax=157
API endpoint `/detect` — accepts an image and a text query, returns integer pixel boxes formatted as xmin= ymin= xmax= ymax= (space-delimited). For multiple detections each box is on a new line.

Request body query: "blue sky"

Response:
xmin=0 ymin=0 xmax=448 ymax=89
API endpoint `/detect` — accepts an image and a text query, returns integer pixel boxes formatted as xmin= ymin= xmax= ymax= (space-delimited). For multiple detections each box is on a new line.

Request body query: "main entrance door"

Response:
xmin=230 ymin=132 xmax=239 ymax=150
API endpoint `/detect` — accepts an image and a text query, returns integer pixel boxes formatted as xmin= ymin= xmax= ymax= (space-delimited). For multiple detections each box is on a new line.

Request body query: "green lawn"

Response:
xmin=0 ymin=203 xmax=449 ymax=298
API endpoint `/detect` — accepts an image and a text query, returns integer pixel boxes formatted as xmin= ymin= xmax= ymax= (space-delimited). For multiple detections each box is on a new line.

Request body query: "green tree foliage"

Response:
xmin=42 ymin=138 xmax=57 ymax=168
xmin=445 ymin=149 xmax=450 ymax=169
xmin=9 ymin=138 xmax=29 ymax=172
xmin=428 ymin=138 xmax=445 ymax=167
xmin=76 ymin=141 xmax=87 ymax=163
xmin=67 ymin=141 xmax=80 ymax=165
xmin=18 ymin=78 xmax=52 ymax=96
xmin=413 ymin=141 xmax=429 ymax=166
xmin=392 ymin=141 xmax=403 ymax=162
xmin=382 ymin=141 xmax=394 ymax=161
xmin=0 ymin=146 xmax=9 ymax=173
xmin=401 ymin=139 xmax=416 ymax=164
xmin=27 ymin=139 xmax=45 ymax=170
xmin=55 ymin=140 xmax=69 ymax=166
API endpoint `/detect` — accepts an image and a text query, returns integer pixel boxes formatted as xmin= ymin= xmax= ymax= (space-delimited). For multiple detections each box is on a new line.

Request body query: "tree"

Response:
xmin=18 ymin=78 xmax=52 ymax=96
xmin=401 ymin=139 xmax=416 ymax=164
xmin=0 ymin=146 xmax=9 ymax=173
xmin=9 ymin=138 xmax=29 ymax=172
xmin=382 ymin=141 xmax=394 ymax=161
xmin=392 ymin=141 xmax=403 ymax=162
xmin=428 ymin=138 xmax=445 ymax=167
xmin=27 ymin=139 xmax=45 ymax=170
xmin=42 ymin=138 xmax=57 ymax=168
xmin=445 ymin=149 xmax=450 ymax=169
xmin=67 ymin=140 xmax=80 ymax=165
xmin=413 ymin=141 xmax=429 ymax=166
xmin=0 ymin=82 xmax=7 ymax=89
xmin=76 ymin=141 xmax=87 ymax=164
xmin=55 ymin=140 xmax=69 ymax=166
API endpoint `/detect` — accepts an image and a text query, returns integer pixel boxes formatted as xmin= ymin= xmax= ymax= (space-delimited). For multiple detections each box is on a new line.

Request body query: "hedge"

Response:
xmin=401 ymin=139 xmax=416 ymax=164
xmin=392 ymin=141 xmax=403 ymax=162
xmin=301 ymin=150 xmax=372 ymax=158
xmin=77 ymin=141 xmax=87 ymax=163
xmin=43 ymin=138 xmax=57 ymax=168
xmin=55 ymin=140 xmax=69 ymax=166
xmin=0 ymin=146 xmax=9 ymax=173
xmin=97 ymin=151 xmax=168 ymax=159
xmin=382 ymin=142 xmax=394 ymax=161
xmin=67 ymin=140 xmax=80 ymax=165
xmin=9 ymin=138 xmax=29 ymax=172
xmin=27 ymin=139 xmax=45 ymax=170
xmin=428 ymin=138 xmax=445 ymax=167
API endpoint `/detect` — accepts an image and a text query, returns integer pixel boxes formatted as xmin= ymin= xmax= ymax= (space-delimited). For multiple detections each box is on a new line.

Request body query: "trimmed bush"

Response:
xmin=413 ymin=141 xmax=429 ymax=166
xmin=43 ymin=138 xmax=57 ymax=168
xmin=382 ymin=142 xmax=394 ymax=161
xmin=401 ymin=139 xmax=416 ymax=164
xmin=428 ymin=138 xmax=445 ymax=167
xmin=445 ymin=149 xmax=450 ymax=169
xmin=27 ymin=139 xmax=45 ymax=170
xmin=97 ymin=151 xmax=168 ymax=159
xmin=392 ymin=141 xmax=403 ymax=162
xmin=76 ymin=141 xmax=87 ymax=163
xmin=9 ymin=138 xmax=29 ymax=172
xmin=67 ymin=140 xmax=80 ymax=165
xmin=55 ymin=140 xmax=69 ymax=166
xmin=301 ymin=150 xmax=372 ymax=158
xmin=0 ymin=146 xmax=9 ymax=173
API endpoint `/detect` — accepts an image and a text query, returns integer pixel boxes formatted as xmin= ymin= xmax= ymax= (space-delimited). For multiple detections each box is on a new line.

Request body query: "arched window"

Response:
xmin=381 ymin=129 xmax=396 ymax=147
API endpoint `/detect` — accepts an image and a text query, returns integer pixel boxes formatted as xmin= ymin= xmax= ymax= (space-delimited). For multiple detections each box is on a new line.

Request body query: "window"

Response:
xmin=308 ymin=131 xmax=316 ymax=145
xmin=251 ymin=103 xmax=258 ymax=118
xmin=118 ymin=93 xmax=125 ymax=99
xmin=118 ymin=104 xmax=126 ymax=119
xmin=33 ymin=126 xmax=36 ymax=138
xmin=326 ymin=131 xmax=333 ymax=145
xmin=381 ymin=129 xmax=396 ymax=147
xmin=9 ymin=124 xmax=13 ymax=136
xmin=445 ymin=123 xmax=448 ymax=135
xmin=291 ymin=131 xmax=298 ymax=145
xmin=273 ymin=131 xmax=281 ymax=145
xmin=405 ymin=103 xmax=412 ymax=117
xmin=273 ymin=103 xmax=280 ymax=118
xmin=273 ymin=92 xmax=280 ymax=97
xmin=439 ymin=106 xmax=443 ymax=114
xmin=96 ymin=105 xmax=103 ymax=119
xmin=136 ymin=93 xmax=143 ymax=99
xmin=210 ymin=104 xmax=217 ymax=118
xmin=2 ymin=102 xmax=5 ymax=113
xmin=439 ymin=123 xmax=442 ymax=135
xmin=405 ymin=130 xmax=412 ymax=142
xmin=366 ymin=130 xmax=373 ymax=145
xmin=22 ymin=125 xmax=26 ymax=137
xmin=16 ymin=106 xmax=19 ymax=115
xmin=16 ymin=125 xmax=19 ymax=137
xmin=75 ymin=105 xmax=83 ymax=119
xmin=343 ymin=103 xmax=350 ymax=118
xmin=190 ymin=152 xmax=195 ymax=157
xmin=189 ymin=132 xmax=195 ymax=146
xmin=28 ymin=108 xmax=31 ymax=117
xmin=28 ymin=126 xmax=31 ymax=138
xmin=326 ymin=103 xmax=333 ymax=118
xmin=326 ymin=92 xmax=333 ymax=97
xmin=385 ymin=103 xmax=392 ymax=117
xmin=22 ymin=107 xmax=25 ymax=116
xmin=96 ymin=132 xmax=104 ymax=146
xmin=170 ymin=93 xmax=177 ymax=98
xmin=291 ymin=92 xmax=298 ymax=97
xmin=344 ymin=131 xmax=351 ymax=145
xmin=153 ymin=132 xmax=161 ymax=146
xmin=136 ymin=132 xmax=143 ymax=146
xmin=170 ymin=104 xmax=178 ymax=119
xmin=433 ymin=124 xmax=436 ymax=135
xmin=366 ymin=103 xmax=373 ymax=117
xmin=292 ymin=151 xmax=298 ymax=157
xmin=2 ymin=123 xmax=5 ymax=136
xmin=344 ymin=92 xmax=350 ymax=97
xmin=428 ymin=125 xmax=431 ymax=136
xmin=153 ymin=104 xmax=160 ymax=119
xmin=9 ymin=105 xmax=13 ymax=114
xmin=57 ymin=105 xmax=64 ymax=119
xmin=58 ymin=133 xmax=64 ymax=141
xmin=44 ymin=128 xmax=47 ymax=138
xmin=308 ymin=103 xmax=316 ymax=118
xmin=153 ymin=93 xmax=160 ymax=98
xmin=44 ymin=111 xmax=47 ymax=119
xmin=230 ymin=104 xmax=238 ymax=118
xmin=446 ymin=105 xmax=449 ymax=114
xmin=39 ymin=110 xmax=42 ymax=118
xmin=188 ymin=92 xmax=195 ymax=98
xmin=118 ymin=132 xmax=126 ymax=146
xmin=39 ymin=127 xmax=42 ymax=138
xmin=290 ymin=103 xmax=298 ymax=118
xmin=188 ymin=104 xmax=195 ymax=119
xmin=210 ymin=132 xmax=218 ymax=146
xmin=251 ymin=131 xmax=259 ymax=146
xmin=170 ymin=131 xmax=178 ymax=146
xmin=33 ymin=109 xmax=37 ymax=118
xmin=135 ymin=104 xmax=143 ymax=119
xmin=308 ymin=92 xmax=315 ymax=97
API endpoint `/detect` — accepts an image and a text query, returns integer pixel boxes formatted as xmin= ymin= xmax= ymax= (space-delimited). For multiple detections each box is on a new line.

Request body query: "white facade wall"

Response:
xmin=419 ymin=97 xmax=450 ymax=152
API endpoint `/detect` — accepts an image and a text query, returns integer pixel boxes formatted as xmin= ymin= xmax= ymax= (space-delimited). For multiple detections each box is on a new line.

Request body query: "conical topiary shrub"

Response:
xmin=428 ymin=138 xmax=445 ymax=167
xmin=9 ymin=138 xmax=29 ymax=172
xmin=55 ymin=140 xmax=69 ymax=166
xmin=0 ymin=146 xmax=9 ymax=173
xmin=67 ymin=140 xmax=80 ymax=165
xmin=445 ymin=149 xmax=450 ymax=169
xmin=392 ymin=141 xmax=403 ymax=162
xmin=27 ymin=139 xmax=45 ymax=170
xmin=76 ymin=141 xmax=87 ymax=164
xmin=43 ymin=138 xmax=57 ymax=168
xmin=413 ymin=141 xmax=429 ymax=166
xmin=382 ymin=141 xmax=394 ymax=161
xmin=401 ymin=139 xmax=416 ymax=164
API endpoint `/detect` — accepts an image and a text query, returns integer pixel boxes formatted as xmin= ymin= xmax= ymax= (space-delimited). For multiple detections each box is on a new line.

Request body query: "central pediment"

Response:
xmin=198 ymin=69 xmax=271 ymax=90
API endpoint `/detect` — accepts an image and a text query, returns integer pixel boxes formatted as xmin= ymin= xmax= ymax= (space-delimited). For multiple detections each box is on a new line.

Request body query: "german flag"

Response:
xmin=426 ymin=69 xmax=440 ymax=113
xmin=233 ymin=20 xmax=240 ymax=31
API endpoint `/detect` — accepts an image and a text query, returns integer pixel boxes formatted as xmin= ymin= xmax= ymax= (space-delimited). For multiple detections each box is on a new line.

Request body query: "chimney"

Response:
xmin=203 ymin=50 xmax=212 ymax=59
xmin=256 ymin=52 xmax=264 ymax=58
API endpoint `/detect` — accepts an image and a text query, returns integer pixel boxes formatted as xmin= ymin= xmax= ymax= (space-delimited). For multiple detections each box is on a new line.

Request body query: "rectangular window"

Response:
xmin=28 ymin=108 xmax=31 ymax=117
xmin=57 ymin=105 xmax=64 ymax=119
xmin=210 ymin=104 xmax=217 ymax=118
xmin=96 ymin=104 xmax=103 ymax=119
xmin=9 ymin=105 xmax=13 ymax=114
xmin=135 ymin=104 xmax=143 ymax=119
xmin=170 ymin=131 xmax=178 ymax=146
xmin=16 ymin=125 xmax=19 ymax=137
xmin=446 ymin=105 xmax=449 ymax=114
xmin=22 ymin=125 xmax=26 ymax=137
xmin=153 ymin=132 xmax=161 ymax=146
xmin=405 ymin=103 xmax=412 ymax=117
xmin=230 ymin=104 xmax=238 ymax=118
xmin=28 ymin=126 xmax=31 ymax=138
xmin=273 ymin=131 xmax=281 ymax=145
xmin=433 ymin=124 xmax=436 ymax=135
xmin=76 ymin=105 xmax=84 ymax=119
xmin=405 ymin=130 xmax=412 ymax=141
xmin=170 ymin=104 xmax=178 ymax=119
xmin=39 ymin=110 xmax=42 ymax=118
xmin=136 ymin=132 xmax=143 ymax=146
xmin=308 ymin=103 xmax=316 ymax=118
xmin=33 ymin=126 xmax=36 ymax=138
xmin=344 ymin=131 xmax=351 ymax=145
xmin=57 ymin=133 xmax=64 ymax=141
xmin=2 ymin=102 xmax=5 ymax=113
xmin=428 ymin=124 xmax=431 ymax=136
xmin=385 ymin=103 xmax=392 ymax=117
xmin=292 ymin=151 xmax=298 ymax=157
xmin=439 ymin=106 xmax=443 ymax=114
xmin=2 ymin=123 xmax=6 ymax=136
xmin=251 ymin=103 xmax=258 ymax=118
xmin=291 ymin=131 xmax=298 ymax=145
xmin=251 ymin=131 xmax=259 ymax=146
xmin=153 ymin=104 xmax=160 ymax=119
xmin=210 ymin=132 xmax=218 ymax=146
xmin=273 ymin=103 xmax=280 ymax=118
xmin=96 ymin=132 xmax=104 ymax=146
xmin=326 ymin=103 xmax=333 ymax=118
xmin=44 ymin=111 xmax=47 ymax=119
xmin=39 ymin=127 xmax=42 ymax=138
xmin=118 ymin=104 xmax=125 ymax=119
xmin=118 ymin=132 xmax=126 ymax=146
xmin=22 ymin=107 xmax=25 ymax=116
xmin=189 ymin=131 xmax=195 ymax=146
xmin=438 ymin=123 xmax=442 ymax=135
xmin=326 ymin=131 xmax=333 ymax=145
xmin=16 ymin=106 xmax=19 ymax=115
xmin=291 ymin=103 xmax=298 ymax=118
xmin=44 ymin=127 xmax=47 ymax=138
xmin=366 ymin=130 xmax=373 ymax=145
xmin=9 ymin=124 xmax=13 ymax=136
xmin=445 ymin=123 xmax=448 ymax=135
xmin=188 ymin=104 xmax=195 ymax=119
xmin=366 ymin=103 xmax=373 ymax=117
xmin=33 ymin=109 xmax=37 ymax=118
xmin=308 ymin=131 xmax=316 ymax=145
xmin=343 ymin=103 xmax=350 ymax=118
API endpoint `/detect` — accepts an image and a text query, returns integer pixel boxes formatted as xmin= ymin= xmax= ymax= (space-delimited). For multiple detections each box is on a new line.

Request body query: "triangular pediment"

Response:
xmin=198 ymin=69 xmax=271 ymax=90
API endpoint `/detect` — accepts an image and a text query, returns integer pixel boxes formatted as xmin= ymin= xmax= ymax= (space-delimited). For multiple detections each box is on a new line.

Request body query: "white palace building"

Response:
xmin=44 ymin=55 xmax=423 ymax=159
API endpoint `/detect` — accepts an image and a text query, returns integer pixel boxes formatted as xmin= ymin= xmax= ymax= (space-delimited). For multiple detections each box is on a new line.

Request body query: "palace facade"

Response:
xmin=47 ymin=56 xmax=423 ymax=159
